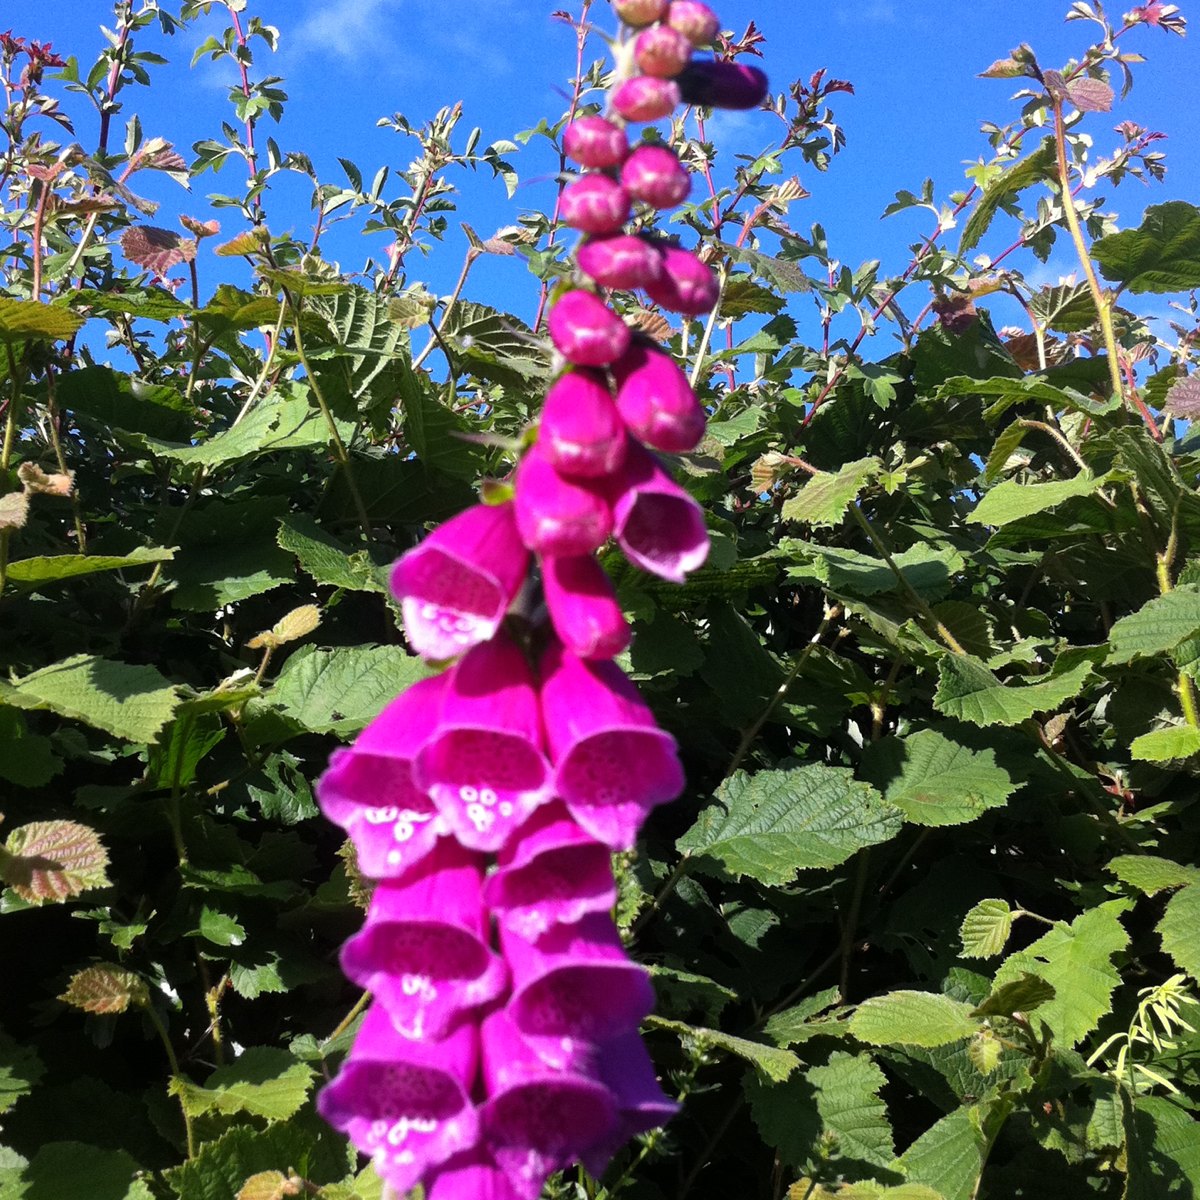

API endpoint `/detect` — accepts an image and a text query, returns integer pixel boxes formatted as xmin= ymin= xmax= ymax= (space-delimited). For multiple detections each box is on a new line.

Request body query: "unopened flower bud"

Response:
xmin=560 ymin=174 xmax=632 ymax=235
xmin=621 ymin=145 xmax=691 ymax=210
xmin=549 ymin=290 xmax=631 ymax=366
xmin=578 ymin=234 xmax=664 ymax=290
xmin=676 ymin=60 xmax=769 ymax=109
xmin=667 ymin=0 xmax=721 ymax=45
xmin=540 ymin=368 xmax=627 ymax=479
xmin=563 ymin=116 xmax=629 ymax=169
xmin=635 ymin=25 xmax=692 ymax=78
xmin=645 ymin=245 xmax=719 ymax=316
xmin=614 ymin=0 xmax=669 ymax=26
xmin=612 ymin=75 xmax=681 ymax=122
xmin=612 ymin=341 xmax=706 ymax=452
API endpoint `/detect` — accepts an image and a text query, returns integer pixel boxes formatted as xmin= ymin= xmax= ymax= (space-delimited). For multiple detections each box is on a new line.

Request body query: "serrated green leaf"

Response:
xmin=170 ymin=1047 xmax=314 ymax=1121
xmin=59 ymin=964 xmax=149 ymax=1014
xmin=0 ymin=298 xmax=84 ymax=343
xmin=1158 ymin=885 xmax=1200 ymax=981
xmin=4 ymin=546 xmax=175 ymax=590
xmin=898 ymin=1106 xmax=988 ymax=1200
xmin=648 ymin=1015 xmax=798 ymax=1082
xmin=1092 ymin=201 xmax=1200 ymax=294
xmin=1130 ymin=725 xmax=1200 ymax=761
xmin=196 ymin=906 xmax=246 ymax=947
xmin=442 ymin=300 xmax=549 ymax=388
xmin=970 ymin=972 xmax=1056 ymax=1017
xmin=959 ymin=139 xmax=1055 ymax=254
xmin=934 ymin=654 xmax=1094 ymax=726
xmin=862 ymin=730 xmax=1015 ymax=827
xmin=781 ymin=457 xmax=880 ymax=527
xmin=1108 ymin=585 xmax=1200 ymax=664
xmin=1 ymin=819 xmax=110 ymax=904
xmin=151 ymin=394 xmax=325 ymax=467
xmin=789 ymin=1184 xmax=945 ymax=1200
xmin=849 ymin=991 xmax=979 ymax=1048
xmin=0 ymin=1033 xmax=43 ymax=1116
xmin=968 ymin=472 xmax=1106 ymax=527
xmin=762 ymin=986 xmax=842 ymax=1048
xmin=0 ymin=1142 xmax=153 ymax=1200
xmin=784 ymin=542 xmax=962 ymax=601
xmin=1108 ymin=855 xmax=1200 ymax=896
xmin=992 ymin=900 xmax=1130 ymax=1046
xmin=938 ymin=374 xmax=1117 ymax=418
xmin=276 ymin=516 xmax=386 ymax=592
xmin=77 ymin=285 xmax=190 ymax=321
xmin=2 ymin=654 xmax=179 ymax=742
xmin=959 ymin=899 xmax=1013 ymax=958
xmin=982 ymin=422 xmax=1030 ymax=485
xmin=268 ymin=644 xmax=425 ymax=737
xmin=966 ymin=1030 xmax=1003 ymax=1075
xmin=677 ymin=765 xmax=903 ymax=885
xmin=56 ymin=366 xmax=194 ymax=441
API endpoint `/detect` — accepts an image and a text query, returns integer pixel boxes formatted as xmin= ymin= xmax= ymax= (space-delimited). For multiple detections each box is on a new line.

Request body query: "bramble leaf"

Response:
xmin=959 ymin=899 xmax=1014 ymax=958
xmin=1157 ymin=885 xmax=1200 ymax=981
xmin=1108 ymin=855 xmax=1200 ymax=896
xmin=934 ymin=655 xmax=1094 ymax=726
xmin=59 ymin=965 xmax=150 ymax=1014
xmin=781 ymin=457 xmax=881 ymax=528
xmin=1 ymin=819 xmax=109 ymax=904
xmin=169 ymin=1047 xmax=314 ymax=1121
xmin=849 ymin=991 xmax=979 ymax=1048
xmin=1092 ymin=201 xmax=1200 ymax=294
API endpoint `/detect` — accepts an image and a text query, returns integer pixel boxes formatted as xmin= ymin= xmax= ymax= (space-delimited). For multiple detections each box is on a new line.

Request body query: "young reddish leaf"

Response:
xmin=1 ymin=819 xmax=110 ymax=903
xmin=0 ymin=492 xmax=30 ymax=531
xmin=120 ymin=226 xmax=197 ymax=274
xmin=17 ymin=462 xmax=74 ymax=496
xmin=1165 ymin=375 xmax=1200 ymax=418
xmin=216 ymin=228 xmax=271 ymax=257
xmin=58 ymin=964 xmax=150 ymax=1014
xmin=180 ymin=214 xmax=221 ymax=239
xmin=1067 ymin=76 xmax=1115 ymax=112
xmin=236 ymin=1172 xmax=295 ymax=1200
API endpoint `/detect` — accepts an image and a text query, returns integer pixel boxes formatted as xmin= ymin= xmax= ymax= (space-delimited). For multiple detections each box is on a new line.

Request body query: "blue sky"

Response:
xmin=7 ymin=1 xmax=1198 ymax=346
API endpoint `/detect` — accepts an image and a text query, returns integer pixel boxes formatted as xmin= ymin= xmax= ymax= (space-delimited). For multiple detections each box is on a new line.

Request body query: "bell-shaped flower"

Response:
xmin=513 ymin=443 xmax=613 ymax=557
xmin=479 ymin=1008 xmax=619 ymax=1200
xmin=540 ymin=640 xmax=684 ymax=850
xmin=645 ymin=245 xmax=719 ymax=316
xmin=612 ymin=341 xmax=706 ymax=453
xmin=606 ymin=439 xmax=709 ymax=583
xmin=541 ymin=553 xmax=630 ymax=660
xmin=577 ymin=234 xmax=664 ymax=291
xmin=538 ymin=368 xmax=627 ymax=480
xmin=548 ymin=290 xmax=631 ymax=367
xmin=340 ymin=840 xmax=507 ymax=1040
xmin=560 ymin=174 xmax=631 ymax=236
xmin=427 ymin=1149 xmax=525 ymax=1200
xmin=317 ymin=1003 xmax=479 ymax=1195
xmin=612 ymin=74 xmax=680 ymax=122
xmin=414 ymin=633 xmax=553 ymax=852
xmin=390 ymin=502 xmax=530 ymax=662
xmin=501 ymin=912 xmax=655 ymax=1060
xmin=317 ymin=674 xmax=447 ymax=880
xmin=483 ymin=802 xmax=617 ymax=939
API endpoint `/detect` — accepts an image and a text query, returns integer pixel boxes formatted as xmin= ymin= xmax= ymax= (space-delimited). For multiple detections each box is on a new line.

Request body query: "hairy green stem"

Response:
xmin=144 ymin=1004 xmax=196 ymax=1159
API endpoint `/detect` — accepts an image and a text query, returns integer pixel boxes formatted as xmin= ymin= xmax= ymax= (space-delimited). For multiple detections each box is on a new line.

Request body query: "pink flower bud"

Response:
xmin=645 ymin=245 xmax=719 ymax=316
xmin=612 ymin=75 xmax=681 ymax=122
xmin=514 ymin=443 xmax=613 ymax=556
xmin=620 ymin=145 xmax=691 ymax=210
xmin=559 ymin=174 xmax=631 ymax=235
xmin=676 ymin=61 xmax=769 ymax=109
xmin=577 ymin=234 xmax=664 ymax=291
xmin=612 ymin=341 xmax=706 ymax=453
xmin=614 ymin=0 xmax=669 ymax=25
xmin=562 ymin=116 xmax=628 ymax=169
xmin=634 ymin=25 xmax=692 ymax=78
xmin=548 ymin=290 xmax=631 ymax=367
xmin=539 ymin=368 xmax=627 ymax=479
xmin=667 ymin=0 xmax=721 ymax=45
xmin=542 ymin=553 xmax=631 ymax=660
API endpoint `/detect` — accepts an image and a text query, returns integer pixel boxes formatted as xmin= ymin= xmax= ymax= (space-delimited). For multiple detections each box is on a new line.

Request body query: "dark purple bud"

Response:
xmin=634 ymin=25 xmax=692 ymax=78
xmin=548 ymin=290 xmax=631 ymax=367
xmin=577 ymin=234 xmax=664 ymax=291
xmin=514 ymin=444 xmax=614 ymax=556
xmin=612 ymin=341 xmax=706 ymax=453
xmin=667 ymin=0 xmax=721 ymax=45
xmin=676 ymin=61 xmax=769 ymax=109
xmin=645 ymin=246 xmax=720 ymax=316
xmin=539 ymin=368 xmax=627 ymax=480
xmin=562 ymin=116 xmax=629 ymax=169
xmin=614 ymin=0 xmax=669 ymax=25
xmin=620 ymin=145 xmax=691 ymax=211
xmin=559 ymin=174 xmax=631 ymax=235
xmin=612 ymin=75 xmax=681 ymax=122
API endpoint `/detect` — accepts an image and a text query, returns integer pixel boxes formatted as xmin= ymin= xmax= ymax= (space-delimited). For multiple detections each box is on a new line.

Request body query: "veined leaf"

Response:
xmin=934 ymin=655 xmax=1094 ymax=726
xmin=59 ymin=965 xmax=150 ymax=1014
xmin=4 ymin=546 xmax=175 ymax=590
xmin=0 ymin=297 xmax=84 ymax=343
xmin=781 ymin=457 xmax=880 ymax=528
xmin=1092 ymin=201 xmax=1200 ymax=294
xmin=0 ymin=1032 xmax=44 ymax=1116
xmin=1158 ymin=885 xmax=1200 ymax=981
xmin=169 ymin=1047 xmax=314 ymax=1121
xmin=898 ymin=1106 xmax=990 ymax=1200
xmin=648 ymin=1015 xmax=798 ymax=1083
xmin=277 ymin=516 xmax=387 ymax=592
xmin=959 ymin=139 xmax=1055 ymax=254
xmin=1130 ymin=726 xmax=1200 ymax=762
xmin=968 ymin=472 xmax=1107 ymax=527
xmin=849 ymin=991 xmax=979 ymax=1048
xmin=1108 ymin=855 xmax=1200 ymax=896
xmin=0 ymin=819 xmax=109 ymax=904
xmin=1108 ymin=585 xmax=1200 ymax=664
xmin=959 ymin=899 xmax=1014 ymax=959
xmin=0 ymin=1143 xmax=153 ymax=1200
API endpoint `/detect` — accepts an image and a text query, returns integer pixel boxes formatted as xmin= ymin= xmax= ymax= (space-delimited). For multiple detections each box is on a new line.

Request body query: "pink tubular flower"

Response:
xmin=559 ymin=174 xmax=631 ymax=235
xmin=635 ymin=24 xmax=693 ymax=77
xmin=414 ymin=633 xmax=553 ymax=852
xmin=539 ymin=368 xmax=628 ymax=480
xmin=513 ymin=443 xmax=613 ymax=556
xmin=621 ymin=145 xmax=692 ymax=210
xmin=480 ymin=1008 xmax=619 ymax=1200
xmin=317 ymin=1004 xmax=479 ymax=1194
xmin=539 ymin=641 xmax=685 ymax=849
xmin=645 ymin=244 xmax=720 ymax=316
xmin=390 ymin=502 xmax=530 ymax=662
xmin=607 ymin=439 xmax=710 ymax=582
xmin=541 ymin=552 xmax=630 ymax=660
xmin=612 ymin=75 xmax=681 ymax=122
xmin=427 ymin=1150 xmax=525 ymax=1200
xmin=316 ymin=674 xmax=448 ymax=880
xmin=483 ymin=802 xmax=618 ymax=938
xmin=562 ymin=116 xmax=629 ymax=168
xmin=612 ymin=340 xmax=707 ymax=453
xmin=676 ymin=60 xmax=769 ymax=109
xmin=667 ymin=0 xmax=721 ymax=45
xmin=548 ymin=289 xmax=631 ymax=367
xmin=339 ymin=841 xmax=507 ymax=1040
xmin=577 ymin=233 xmax=664 ymax=291
xmin=614 ymin=0 xmax=669 ymax=24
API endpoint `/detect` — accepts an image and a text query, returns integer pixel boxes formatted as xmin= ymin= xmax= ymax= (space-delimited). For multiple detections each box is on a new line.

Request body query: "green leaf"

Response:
xmin=56 ymin=366 xmax=194 ymax=441
xmin=933 ymin=655 xmax=1094 ymax=726
xmin=170 ymin=1047 xmax=314 ymax=1121
xmin=938 ymin=374 xmax=1117 ymax=419
xmin=196 ymin=906 xmax=246 ymax=947
xmin=4 ymin=546 xmax=175 ymax=590
xmin=992 ymin=900 xmax=1130 ymax=1046
xmin=59 ymin=965 xmax=150 ymax=1014
xmin=762 ymin=986 xmax=842 ymax=1048
xmin=970 ymin=972 xmax=1057 ymax=1017
xmin=1092 ymin=201 xmax=1200 ymax=294
xmin=0 ymin=819 xmax=110 ymax=904
xmin=77 ymin=285 xmax=190 ymax=321
xmin=789 ymin=1184 xmax=945 ymax=1200
xmin=982 ymin=422 xmax=1030 ymax=485
xmin=849 ymin=991 xmax=979 ymax=1048
xmin=959 ymin=899 xmax=1014 ymax=958
xmin=401 ymin=375 xmax=484 ymax=481
xmin=861 ymin=730 xmax=1015 ymax=827
xmin=647 ymin=1015 xmax=798 ymax=1083
xmin=1109 ymin=855 xmax=1200 ymax=896
xmin=150 ymin=393 xmax=325 ymax=467
xmin=898 ymin=1106 xmax=989 ymax=1200
xmin=1158 ymin=885 xmax=1200 ymax=981
xmin=1108 ymin=585 xmax=1200 ymax=664
xmin=1 ymin=654 xmax=179 ymax=742
xmin=968 ymin=472 xmax=1106 ymax=527
xmin=268 ymin=645 xmax=425 ymax=737
xmin=442 ymin=300 xmax=550 ymax=388
xmin=1130 ymin=725 xmax=1200 ymax=761
xmin=959 ymin=139 xmax=1055 ymax=254
xmin=677 ymin=765 xmax=903 ymax=885
xmin=0 ymin=1032 xmax=43 ymax=1116
xmin=784 ymin=542 xmax=963 ymax=601
xmin=276 ymin=516 xmax=386 ymax=593
xmin=0 ymin=298 xmax=84 ymax=343
xmin=781 ymin=457 xmax=880 ymax=527
xmin=0 ymin=1142 xmax=153 ymax=1200
xmin=0 ymin=709 xmax=61 ymax=787
xmin=721 ymin=242 xmax=814 ymax=294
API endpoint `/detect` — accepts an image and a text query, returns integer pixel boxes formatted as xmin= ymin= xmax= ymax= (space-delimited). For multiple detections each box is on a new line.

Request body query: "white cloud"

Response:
xmin=291 ymin=0 xmax=397 ymax=63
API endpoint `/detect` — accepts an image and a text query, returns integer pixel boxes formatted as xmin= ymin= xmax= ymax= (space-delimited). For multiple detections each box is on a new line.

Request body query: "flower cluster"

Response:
xmin=316 ymin=5 xmax=766 ymax=1196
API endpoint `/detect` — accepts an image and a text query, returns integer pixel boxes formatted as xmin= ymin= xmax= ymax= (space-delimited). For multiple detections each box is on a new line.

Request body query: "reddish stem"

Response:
xmin=228 ymin=8 xmax=262 ymax=219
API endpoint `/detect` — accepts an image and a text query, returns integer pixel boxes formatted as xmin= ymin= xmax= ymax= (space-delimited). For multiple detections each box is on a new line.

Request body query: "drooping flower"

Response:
xmin=612 ymin=340 xmax=707 ymax=453
xmin=540 ymin=640 xmax=685 ymax=849
xmin=541 ymin=552 xmax=630 ymax=660
xmin=667 ymin=0 xmax=721 ymax=45
xmin=645 ymin=244 xmax=720 ymax=316
xmin=621 ymin=145 xmax=692 ymax=210
xmin=317 ymin=673 xmax=448 ymax=880
xmin=427 ymin=1149 xmax=525 ymax=1200
xmin=538 ymin=368 xmax=627 ymax=480
xmin=578 ymin=233 xmax=665 ymax=291
xmin=390 ymin=501 xmax=530 ymax=662
xmin=415 ymin=633 xmax=553 ymax=852
xmin=612 ymin=75 xmax=681 ymax=122
xmin=559 ymin=174 xmax=632 ymax=235
xmin=513 ymin=443 xmax=614 ymax=556
xmin=634 ymin=24 xmax=693 ymax=77
xmin=676 ymin=59 xmax=769 ymax=109
xmin=562 ymin=116 xmax=629 ymax=168
xmin=339 ymin=840 xmax=507 ymax=1040
xmin=548 ymin=289 xmax=632 ymax=366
